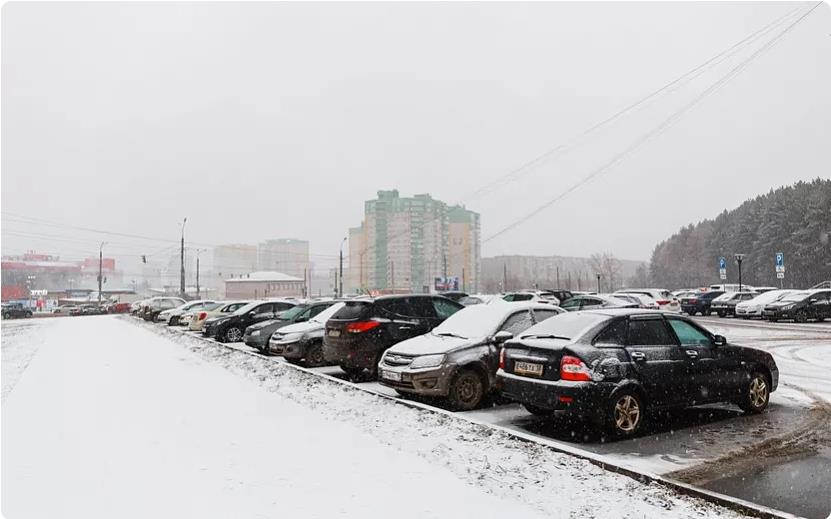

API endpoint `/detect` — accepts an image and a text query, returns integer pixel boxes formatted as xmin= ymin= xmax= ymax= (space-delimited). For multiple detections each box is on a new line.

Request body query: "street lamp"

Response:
xmin=180 ymin=217 xmax=187 ymax=298
xmin=98 ymin=241 xmax=107 ymax=305
xmin=734 ymin=254 xmax=745 ymax=292
xmin=596 ymin=273 xmax=601 ymax=294
xmin=339 ymin=237 xmax=347 ymax=298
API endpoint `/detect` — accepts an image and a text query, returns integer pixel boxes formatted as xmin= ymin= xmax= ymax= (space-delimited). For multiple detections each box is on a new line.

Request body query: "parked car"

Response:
xmin=189 ymin=300 xmax=249 ymax=331
xmin=763 ymin=289 xmax=831 ymax=322
xmin=204 ymin=299 xmax=297 ymax=342
xmin=615 ymin=289 xmax=680 ymax=313
xmin=158 ymin=300 xmax=216 ymax=326
xmin=139 ymin=297 xmax=186 ymax=321
xmin=244 ymin=300 xmax=337 ymax=352
xmin=711 ymin=291 xmax=758 ymax=317
xmin=81 ymin=304 xmax=107 ymax=316
xmin=106 ymin=302 xmax=132 ymax=314
xmin=559 ymin=294 xmax=638 ymax=312
xmin=680 ymin=290 xmax=725 ymax=316
xmin=502 ymin=292 xmax=559 ymax=305
xmin=269 ymin=302 xmax=346 ymax=365
xmin=497 ymin=309 xmax=779 ymax=436
xmin=735 ymin=290 xmax=795 ymax=319
xmin=53 ymin=305 xmax=80 ymax=315
xmin=378 ymin=303 xmax=565 ymax=410
xmin=323 ymin=295 xmax=464 ymax=379
xmin=439 ymin=292 xmax=469 ymax=302
xmin=540 ymin=289 xmax=574 ymax=304
xmin=2 ymin=303 xmax=33 ymax=319
xmin=460 ymin=294 xmax=501 ymax=306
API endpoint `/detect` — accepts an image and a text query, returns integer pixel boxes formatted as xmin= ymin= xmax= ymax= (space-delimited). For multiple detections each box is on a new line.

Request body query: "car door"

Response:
xmin=624 ymin=316 xmax=688 ymax=407
xmin=807 ymin=291 xmax=831 ymax=320
xmin=560 ymin=298 xmax=582 ymax=312
xmin=666 ymin=318 xmax=723 ymax=403
xmin=580 ymin=297 xmax=604 ymax=310
xmin=380 ymin=298 xmax=426 ymax=344
xmin=249 ymin=303 xmax=275 ymax=324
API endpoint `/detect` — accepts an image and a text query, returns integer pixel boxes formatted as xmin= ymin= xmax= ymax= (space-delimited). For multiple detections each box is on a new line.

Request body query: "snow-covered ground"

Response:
xmin=2 ymin=316 xmax=748 ymax=519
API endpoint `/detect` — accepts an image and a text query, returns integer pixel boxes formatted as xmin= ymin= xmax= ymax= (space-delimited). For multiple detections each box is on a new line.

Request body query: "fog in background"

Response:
xmin=3 ymin=1 xmax=830 ymax=274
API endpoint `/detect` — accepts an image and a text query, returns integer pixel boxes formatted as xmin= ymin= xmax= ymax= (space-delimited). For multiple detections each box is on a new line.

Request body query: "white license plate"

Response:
xmin=381 ymin=369 xmax=401 ymax=382
xmin=514 ymin=361 xmax=544 ymax=376
xmin=328 ymin=329 xmax=341 ymax=337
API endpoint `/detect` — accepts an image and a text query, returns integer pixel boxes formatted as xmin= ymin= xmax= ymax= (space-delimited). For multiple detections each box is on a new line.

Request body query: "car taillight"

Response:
xmin=689 ymin=298 xmax=697 ymax=304
xmin=499 ymin=347 xmax=505 ymax=370
xmin=198 ymin=312 xmax=207 ymax=320
xmin=345 ymin=320 xmax=381 ymax=333
xmin=656 ymin=300 xmax=669 ymax=305
xmin=560 ymin=355 xmax=592 ymax=381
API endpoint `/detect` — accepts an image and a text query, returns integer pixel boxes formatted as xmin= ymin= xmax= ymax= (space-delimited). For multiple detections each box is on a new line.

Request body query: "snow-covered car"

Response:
xmin=377 ymin=303 xmax=565 ymax=410
xmin=157 ymin=300 xmax=216 ymax=325
xmin=559 ymin=294 xmax=639 ymax=311
xmin=180 ymin=301 xmax=222 ymax=327
xmin=268 ymin=302 xmax=346 ymax=366
xmin=501 ymin=292 xmax=560 ymax=305
xmin=735 ymin=290 xmax=795 ymax=319
xmin=243 ymin=301 xmax=337 ymax=352
xmin=615 ymin=289 xmax=679 ymax=312
xmin=189 ymin=300 xmax=249 ymax=331
xmin=711 ymin=291 xmax=758 ymax=317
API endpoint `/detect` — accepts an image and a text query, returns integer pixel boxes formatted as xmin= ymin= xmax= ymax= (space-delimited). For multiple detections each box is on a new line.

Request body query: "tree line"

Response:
xmin=649 ymin=179 xmax=831 ymax=289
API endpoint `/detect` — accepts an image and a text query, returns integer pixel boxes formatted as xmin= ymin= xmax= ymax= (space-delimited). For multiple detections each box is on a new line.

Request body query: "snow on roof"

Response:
xmin=224 ymin=271 xmax=303 ymax=283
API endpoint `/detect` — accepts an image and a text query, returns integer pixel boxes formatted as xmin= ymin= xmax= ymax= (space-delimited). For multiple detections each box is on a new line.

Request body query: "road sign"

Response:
xmin=775 ymin=252 xmax=785 ymax=273
xmin=777 ymin=272 xmax=785 ymax=279
xmin=720 ymin=272 xmax=727 ymax=280
xmin=719 ymin=257 xmax=727 ymax=270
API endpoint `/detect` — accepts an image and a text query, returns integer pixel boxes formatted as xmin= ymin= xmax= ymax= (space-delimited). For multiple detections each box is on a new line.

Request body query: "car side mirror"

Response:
xmin=492 ymin=331 xmax=513 ymax=344
xmin=713 ymin=334 xmax=727 ymax=347
xmin=809 ymin=298 xmax=818 ymax=304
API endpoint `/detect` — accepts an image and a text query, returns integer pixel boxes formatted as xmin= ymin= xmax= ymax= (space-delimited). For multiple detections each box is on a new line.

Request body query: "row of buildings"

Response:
xmin=346 ymin=190 xmax=481 ymax=294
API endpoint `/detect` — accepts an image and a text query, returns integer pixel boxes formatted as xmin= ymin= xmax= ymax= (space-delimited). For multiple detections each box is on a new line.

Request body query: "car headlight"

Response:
xmin=409 ymin=354 xmax=445 ymax=369
xmin=280 ymin=332 xmax=303 ymax=342
xmin=782 ymin=304 xmax=795 ymax=310
xmin=251 ymin=330 xmax=260 ymax=336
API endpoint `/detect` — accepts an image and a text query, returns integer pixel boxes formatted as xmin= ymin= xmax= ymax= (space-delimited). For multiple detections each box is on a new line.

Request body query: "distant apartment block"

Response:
xmin=257 ymin=239 xmax=309 ymax=279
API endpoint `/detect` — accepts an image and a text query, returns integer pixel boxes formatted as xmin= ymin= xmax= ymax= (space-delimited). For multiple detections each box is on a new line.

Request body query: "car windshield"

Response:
xmin=781 ymin=291 xmax=810 ymax=302
xmin=431 ymin=305 xmax=511 ymax=339
xmin=277 ymin=305 xmax=309 ymax=320
xmin=232 ymin=302 xmax=262 ymax=315
xmin=519 ymin=311 xmax=609 ymax=340
xmin=310 ymin=302 xmax=345 ymax=323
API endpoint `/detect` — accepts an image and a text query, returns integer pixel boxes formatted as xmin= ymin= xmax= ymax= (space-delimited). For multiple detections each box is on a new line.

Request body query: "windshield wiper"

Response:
xmin=436 ymin=332 xmax=467 ymax=339
xmin=521 ymin=334 xmax=570 ymax=340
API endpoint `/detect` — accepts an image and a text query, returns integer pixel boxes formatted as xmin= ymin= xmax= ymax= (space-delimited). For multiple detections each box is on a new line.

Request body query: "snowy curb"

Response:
xmin=132 ymin=317 xmax=797 ymax=519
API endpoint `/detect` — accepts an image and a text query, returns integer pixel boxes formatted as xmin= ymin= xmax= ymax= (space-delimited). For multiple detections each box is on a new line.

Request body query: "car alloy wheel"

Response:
xmin=612 ymin=393 xmax=642 ymax=435
xmin=795 ymin=310 xmax=808 ymax=323
xmin=304 ymin=343 xmax=325 ymax=367
xmin=741 ymin=372 xmax=769 ymax=413
xmin=225 ymin=327 xmax=243 ymax=342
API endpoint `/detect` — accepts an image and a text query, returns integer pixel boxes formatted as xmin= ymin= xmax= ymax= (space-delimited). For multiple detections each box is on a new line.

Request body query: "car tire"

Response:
xmin=794 ymin=310 xmax=808 ymax=323
xmin=687 ymin=310 xmax=697 ymax=316
xmin=341 ymin=366 xmax=365 ymax=381
xmin=523 ymin=404 xmax=555 ymax=417
xmin=447 ymin=369 xmax=486 ymax=411
xmin=607 ymin=390 xmax=645 ymax=437
xmin=717 ymin=311 xmax=726 ymax=318
xmin=303 ymin=343 xmax=326 ymax=367
xmin=739 ymin=371 xmax=770 ymax=414
xmin=224 ymin=327 xmax=243 ymax=342
xmin=2 ymin=313 xmax=9 ymax=319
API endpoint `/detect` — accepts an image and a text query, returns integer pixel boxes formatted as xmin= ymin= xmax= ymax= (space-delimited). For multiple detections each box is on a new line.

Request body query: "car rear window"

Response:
xmin=331 ymin=301 xmax=371 ymax=320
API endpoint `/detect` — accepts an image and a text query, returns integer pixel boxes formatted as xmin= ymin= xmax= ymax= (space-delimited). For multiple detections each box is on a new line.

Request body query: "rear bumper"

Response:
xmin=496 ymin=370 xmax=609 ymax=422
xmin=323 ymin=337 xmax=382 ymax=369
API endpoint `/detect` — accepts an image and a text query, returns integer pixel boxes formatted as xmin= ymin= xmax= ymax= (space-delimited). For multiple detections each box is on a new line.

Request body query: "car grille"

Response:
xmin=382 ymin=353 xmax=415 ymax=367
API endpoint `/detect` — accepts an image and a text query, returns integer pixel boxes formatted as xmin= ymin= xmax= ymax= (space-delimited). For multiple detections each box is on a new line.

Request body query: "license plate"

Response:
xmin=514 ymin=361 xmax=544 ymax=376
xmin=328 ymin=329 xmax=341 ymax=337
xmin=381 ymin=369 xmax=401 ymax=382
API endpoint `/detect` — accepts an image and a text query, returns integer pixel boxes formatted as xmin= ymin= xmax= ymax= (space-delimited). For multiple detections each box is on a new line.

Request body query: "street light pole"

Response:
xmin=180 ymin=217 xmax=187 ymax=298
xmin=596 ymin=273 xmax=601 ymax=294
xmin=339 ymin=237 xmax=347 ymax=298
xmin=195 ymin=249 xmax=204 ymax=299
xmin=98 ymin=241 xmax=106 ymax=305
xmin=734 ymin=253 xmax=745 ymax=292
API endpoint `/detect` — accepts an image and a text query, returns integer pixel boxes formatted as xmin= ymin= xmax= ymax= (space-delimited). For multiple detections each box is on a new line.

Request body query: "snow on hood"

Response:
xmin=387 ymin=332 xmax=477 ymax=356
xmin=277 ymin=319 xmax=323 ymax=335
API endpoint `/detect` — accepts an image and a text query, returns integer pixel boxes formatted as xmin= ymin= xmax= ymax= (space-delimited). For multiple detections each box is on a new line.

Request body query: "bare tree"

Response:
xmin=589 ymin=252 xmax=623 ymax=292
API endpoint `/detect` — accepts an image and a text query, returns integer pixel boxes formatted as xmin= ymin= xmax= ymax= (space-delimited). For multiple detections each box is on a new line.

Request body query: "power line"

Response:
xmin=484 ymin=2 xmax=822 ymax=244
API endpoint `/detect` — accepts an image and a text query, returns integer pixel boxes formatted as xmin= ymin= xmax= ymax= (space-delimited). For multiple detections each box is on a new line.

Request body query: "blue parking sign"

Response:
xmin=776 ymin=252 xmax=784 ymax=268
xmin=719 ymin=257 xmax=726 ymax=270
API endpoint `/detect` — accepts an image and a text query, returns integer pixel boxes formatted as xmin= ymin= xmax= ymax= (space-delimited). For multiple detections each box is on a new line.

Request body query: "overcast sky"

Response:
xmin=2 ymin=1 xmax=830 ymax=273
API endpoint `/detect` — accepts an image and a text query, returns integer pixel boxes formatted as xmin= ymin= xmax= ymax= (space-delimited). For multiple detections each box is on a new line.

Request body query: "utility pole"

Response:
xmin=556 ymin=266 xmax=560 ymax=289
xmin=180 ymin=217 xmax=187 ymax=298
xmin=462 ymin=267 xmax=466 ymax=293
xmin=339 ymin=237 xmax=346 ymax=298
xmin=98 ymin=241 xmax=106 ymax=305
xmin=303 ymin=267 xmax=308 ymax=298
xmin=443 ymin=253 xmax=447 ymax=278
xmin=596 ymin=273 xmax=601 ymax=294
xmin=390 ymin=261 xmax=395 ymax=294
xmin=195 ymin=249 xmax=203 ymax=299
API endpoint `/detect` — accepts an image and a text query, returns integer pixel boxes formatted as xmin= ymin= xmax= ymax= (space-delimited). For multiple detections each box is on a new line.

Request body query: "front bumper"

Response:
xmin=377 ymin=363 xmax=454 ymax=397
xmin=763 ymin=308 xmax=793 ymax=319
xmin=496 ymin=370 xmax=608 ymax=422
xmin=735 ymin=307 xmax=761 ymax=318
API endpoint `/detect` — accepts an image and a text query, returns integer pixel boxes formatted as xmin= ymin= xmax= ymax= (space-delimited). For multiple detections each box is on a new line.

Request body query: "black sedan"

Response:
xmin=763 ymin=289 xmax=831 ymax=322
xmin=497 ymin=309 xmax=778 ymax=437
xmin=204 ymin=300 xmax=296 ymax=342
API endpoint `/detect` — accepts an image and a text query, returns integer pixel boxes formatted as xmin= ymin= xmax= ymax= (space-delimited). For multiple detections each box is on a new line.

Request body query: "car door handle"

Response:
xmin=685 ymin=350 xmax=699 ymax=359
xmin=630 ymin=351 xmax=646 ymax=361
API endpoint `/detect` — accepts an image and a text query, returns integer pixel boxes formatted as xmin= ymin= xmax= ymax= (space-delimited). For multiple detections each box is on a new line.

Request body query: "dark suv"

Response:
xmin=680 ymin=291 xmax=724 ymax=316
xmin=764 ymin=289 xmax=831 ymax=322
xmin=497 ymin=309 xmax=778 ymax=437
xmin=205 ymin=300 xmax=297 ymax=342
xmin=2 ymin=303 xmax=33 ymax=319
xmin=323 ymin=295 xmax=464 ymax=379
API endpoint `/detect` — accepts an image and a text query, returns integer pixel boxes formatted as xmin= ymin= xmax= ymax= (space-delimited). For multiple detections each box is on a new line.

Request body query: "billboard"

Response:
xmin=434 ymin=276 xmax=460 ymax=292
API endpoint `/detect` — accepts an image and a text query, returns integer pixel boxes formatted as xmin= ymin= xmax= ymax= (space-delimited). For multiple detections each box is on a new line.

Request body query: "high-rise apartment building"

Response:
xmin=349 ymin=190 xmax=480 ymax=294
xmin=212 ymin=244 xmax=258 ymax=280
xmin=257 ymin=239 xmax=309 ymax=279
